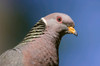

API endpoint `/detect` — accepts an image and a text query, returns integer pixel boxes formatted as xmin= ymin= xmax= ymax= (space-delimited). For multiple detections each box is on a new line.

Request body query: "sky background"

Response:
xmin=0 ymin=0 xmax=100 ymax=66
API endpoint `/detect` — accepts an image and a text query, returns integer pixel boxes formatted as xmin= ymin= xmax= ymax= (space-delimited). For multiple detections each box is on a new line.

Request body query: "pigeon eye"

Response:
xmin=57 ymin=16 xmax=62 ymax=23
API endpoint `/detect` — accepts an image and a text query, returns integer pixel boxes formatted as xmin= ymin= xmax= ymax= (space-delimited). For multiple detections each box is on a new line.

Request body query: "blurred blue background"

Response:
xmin=0 ymin=0 xmax=100 ymax=66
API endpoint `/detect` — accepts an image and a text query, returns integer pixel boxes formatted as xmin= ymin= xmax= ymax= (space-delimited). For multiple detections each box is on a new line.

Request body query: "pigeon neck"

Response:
xmin=21 ymin=19 xmax=46 ymax=44
xmin=44 ymin=30 xmax=62 ymax=50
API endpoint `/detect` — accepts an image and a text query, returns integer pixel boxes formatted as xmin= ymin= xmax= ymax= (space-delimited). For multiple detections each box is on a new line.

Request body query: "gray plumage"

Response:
xmin=0 ymin=49 xmax=23 ymax=66
xmin=0 ymin=13 xmax=77 ymax=66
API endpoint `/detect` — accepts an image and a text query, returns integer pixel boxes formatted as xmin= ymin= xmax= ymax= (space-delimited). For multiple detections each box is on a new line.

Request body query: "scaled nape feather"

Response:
xmin=21 ymin=19 xmax=46 ymax=43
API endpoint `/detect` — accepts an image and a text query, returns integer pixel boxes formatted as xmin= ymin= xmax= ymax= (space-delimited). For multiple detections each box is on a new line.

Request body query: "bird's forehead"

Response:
xmin=42 ymin=13 xmax=74 ymax=26
xmin=44 ymin=13 xmax=73 ymax=21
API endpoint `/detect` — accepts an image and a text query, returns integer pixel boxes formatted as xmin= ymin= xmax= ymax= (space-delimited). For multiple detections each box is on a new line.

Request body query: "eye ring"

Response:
xmin=57 ymin=16 xmax=62 ymax=23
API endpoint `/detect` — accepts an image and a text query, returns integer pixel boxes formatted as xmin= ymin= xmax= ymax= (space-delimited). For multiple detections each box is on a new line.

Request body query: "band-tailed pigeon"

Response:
xmin=0 ymin=13 xmax=77 ymax=66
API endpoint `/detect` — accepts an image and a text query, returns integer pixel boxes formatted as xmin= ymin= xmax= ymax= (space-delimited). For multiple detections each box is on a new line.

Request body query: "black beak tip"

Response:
xmin=74 ymin=32 xmax=78 ymax=36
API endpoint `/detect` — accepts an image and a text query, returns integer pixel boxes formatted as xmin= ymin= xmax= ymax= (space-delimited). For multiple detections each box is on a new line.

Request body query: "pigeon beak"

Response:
xmin=67 ymin=27 xmax=78 ymax=36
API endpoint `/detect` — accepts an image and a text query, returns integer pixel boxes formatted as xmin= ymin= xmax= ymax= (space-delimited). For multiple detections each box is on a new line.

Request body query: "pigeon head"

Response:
xmin=42 ymin=13 xmax=78 ymax=36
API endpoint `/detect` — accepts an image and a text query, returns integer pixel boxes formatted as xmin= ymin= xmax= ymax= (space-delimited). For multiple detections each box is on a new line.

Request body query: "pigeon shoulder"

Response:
xmin=0 ymin=49 xmax=23 ymax=66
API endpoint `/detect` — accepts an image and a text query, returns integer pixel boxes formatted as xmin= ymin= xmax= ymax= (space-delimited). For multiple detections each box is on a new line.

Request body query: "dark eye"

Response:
xmin=57 ymin=16 xmax=62 ymax=23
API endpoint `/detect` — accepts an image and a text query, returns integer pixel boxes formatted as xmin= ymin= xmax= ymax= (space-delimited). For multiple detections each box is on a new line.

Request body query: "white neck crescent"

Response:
xmin=41 ymin=18 xmax=47 ymax=26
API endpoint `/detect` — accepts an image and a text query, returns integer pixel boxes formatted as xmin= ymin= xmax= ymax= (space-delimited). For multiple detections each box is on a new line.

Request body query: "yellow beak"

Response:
xmin=68 ymin=27 xmax=78 ymax=36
